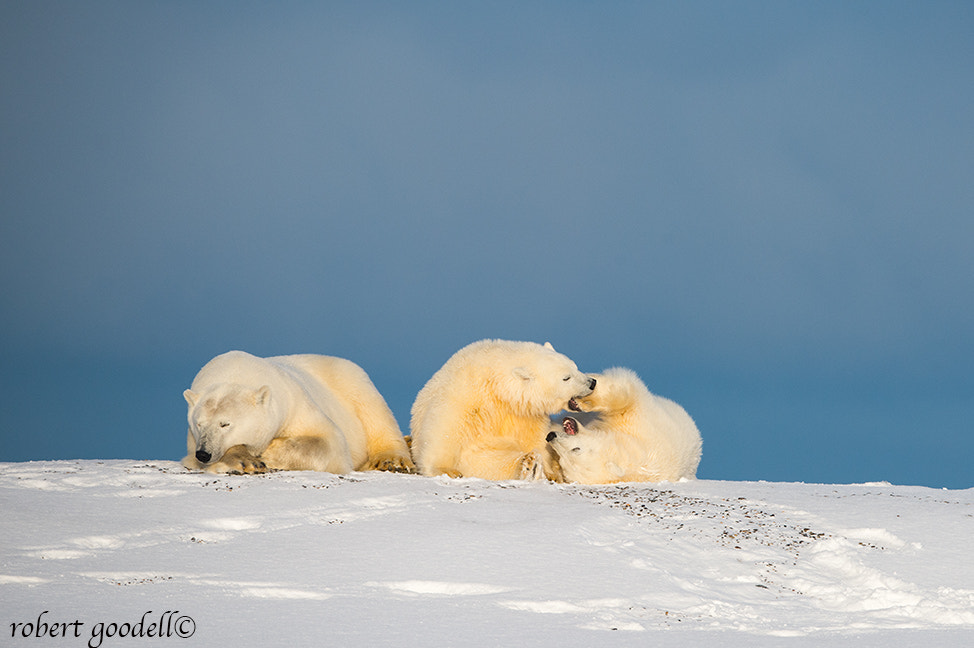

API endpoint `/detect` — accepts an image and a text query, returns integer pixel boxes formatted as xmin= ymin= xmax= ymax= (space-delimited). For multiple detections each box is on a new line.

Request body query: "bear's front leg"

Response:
xmin=208 ymin=445 xmax=268 ymax=475
xmin=260 ymin=436 xmax=354 ymax=473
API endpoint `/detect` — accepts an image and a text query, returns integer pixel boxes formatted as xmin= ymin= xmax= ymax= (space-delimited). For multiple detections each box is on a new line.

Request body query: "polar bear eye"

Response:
xmin=219 ymin=421 xmax=231 ymax=428
xmin=562 ymin=376 xmax=571 ymax=381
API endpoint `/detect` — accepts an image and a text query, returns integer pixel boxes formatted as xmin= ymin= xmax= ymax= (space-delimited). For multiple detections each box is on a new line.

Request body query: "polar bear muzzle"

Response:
xmin=567 ymin=378 xmax=597 ymax=411
xmin=546 ymin=417 xmax=579 ymax=442
xmin=195 ymin=449 xmax=212 ymax=464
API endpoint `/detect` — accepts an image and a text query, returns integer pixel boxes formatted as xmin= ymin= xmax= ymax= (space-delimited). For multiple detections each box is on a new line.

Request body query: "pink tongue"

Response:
xmin=564 ymin=418 xmax=578 ymax=435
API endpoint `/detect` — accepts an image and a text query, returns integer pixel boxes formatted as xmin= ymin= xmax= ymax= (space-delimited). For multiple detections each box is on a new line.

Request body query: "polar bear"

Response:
xmin=546 ymin=367 xmax=701 ymax=484
xmin=182 ymin=351 xmax=414 ymax=475
xmin=409 ymin=339 xmax=596 ymax=481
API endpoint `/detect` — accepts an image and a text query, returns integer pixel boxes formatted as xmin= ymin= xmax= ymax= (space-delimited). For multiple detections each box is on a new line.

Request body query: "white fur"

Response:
xmin=182 ymin=351 xmax=413 ymax=474
xmin=547 ymin=367 xmax=702 ymax=484
xmin=409 ymin=339 xmax=595 ymax=480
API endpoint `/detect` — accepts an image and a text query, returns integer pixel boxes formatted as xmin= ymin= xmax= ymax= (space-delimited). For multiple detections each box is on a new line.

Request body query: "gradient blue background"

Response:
xmin=2 ymin=1 xmax=971 ymax=488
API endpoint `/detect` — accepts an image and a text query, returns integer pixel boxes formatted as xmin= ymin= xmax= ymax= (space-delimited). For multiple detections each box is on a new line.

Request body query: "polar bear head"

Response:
xmin=496 ymin=342 xmax=596 ymax=414
xmin=545 ymin=414 xmax=628 ymax=484
xmin=183 ymin=383 xmax=279 ymax=467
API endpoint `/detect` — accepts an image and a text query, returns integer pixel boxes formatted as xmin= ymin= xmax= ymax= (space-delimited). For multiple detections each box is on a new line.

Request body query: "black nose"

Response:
xmin=546 ymin=431 xmax=557 ymax=442
xmin=588 ymin=377 xmax=597 ymax=390
xmin=195 ymin=449 xmax=212 ymax=464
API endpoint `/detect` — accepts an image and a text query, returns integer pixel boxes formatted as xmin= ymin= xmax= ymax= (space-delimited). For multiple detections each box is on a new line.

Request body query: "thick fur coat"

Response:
xmin=410 ymin=340 xmax=595 ymax=480
xmin=182 ymin=351 xmax=413 ymax=475
xmin=547 ymin=367 xmax=701 ymax=484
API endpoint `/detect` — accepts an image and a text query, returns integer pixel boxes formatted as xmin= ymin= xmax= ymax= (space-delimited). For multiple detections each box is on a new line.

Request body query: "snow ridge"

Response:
xmin=1 ymin=461 xmax=972 ymax=646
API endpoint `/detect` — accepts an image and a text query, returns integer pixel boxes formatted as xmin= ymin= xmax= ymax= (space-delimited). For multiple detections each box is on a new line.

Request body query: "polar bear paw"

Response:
xmin=209 ymin=445 xmax=268 ymax=475
xmin=365 ymin=454 xmax=417 ymax=474
xmin=519 ymin=452 xmax=546 ymax=481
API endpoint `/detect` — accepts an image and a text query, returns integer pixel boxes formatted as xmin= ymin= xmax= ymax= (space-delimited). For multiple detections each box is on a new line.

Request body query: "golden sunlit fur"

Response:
xmin=410 ymin=339 xmax=594 ymax=480
xmin=182 ymin=351 xmax=413 ymax=475
xmin=547 ymin=367 xmax=702 ymax=484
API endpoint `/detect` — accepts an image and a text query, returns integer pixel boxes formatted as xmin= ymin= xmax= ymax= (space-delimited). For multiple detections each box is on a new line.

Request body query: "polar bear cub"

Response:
xmin=546 ymin=367 xmax=701 ymax=484
xmin=410 ymin=339 xmax=596 ymax=480
xmin=182 ymin=351 xmax=414 ymax=475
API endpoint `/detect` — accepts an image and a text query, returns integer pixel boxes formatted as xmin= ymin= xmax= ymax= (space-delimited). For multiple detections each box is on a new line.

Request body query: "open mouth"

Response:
xmin=568 ymin=398 xmax=581 ymax=412
xmin=563 ymin=417 xmax=578 ymax=435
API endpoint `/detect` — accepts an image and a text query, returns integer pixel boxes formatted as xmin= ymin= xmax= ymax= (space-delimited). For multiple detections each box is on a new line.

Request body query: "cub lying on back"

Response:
xmin=182 ymin=351 xmax=414 ymax=475
xmin=546 ymin=367 xmax=702 ymax=484
xmin=410 ymin=339 xmax=596 ymax=480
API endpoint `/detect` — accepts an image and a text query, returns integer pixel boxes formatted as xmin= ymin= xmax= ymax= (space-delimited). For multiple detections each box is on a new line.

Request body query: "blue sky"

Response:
xmin=2 ymin=1 xmax=971 ymax=488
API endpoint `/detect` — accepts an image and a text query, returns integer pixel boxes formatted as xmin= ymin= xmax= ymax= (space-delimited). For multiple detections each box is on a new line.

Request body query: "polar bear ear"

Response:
xmin=254 ymin=385 xmax=271 ymax=406
xmin=513 ymin=367 xmax=534 ymax=381
xmin=183 ymin=389 xmax=199 ymax=407
xmin=543 ymin=341 xmax=555 ymax=351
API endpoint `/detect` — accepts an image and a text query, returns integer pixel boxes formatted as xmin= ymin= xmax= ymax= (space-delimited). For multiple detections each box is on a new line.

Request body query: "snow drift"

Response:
xmin=2 ymin=461 xmax=972 ymax=647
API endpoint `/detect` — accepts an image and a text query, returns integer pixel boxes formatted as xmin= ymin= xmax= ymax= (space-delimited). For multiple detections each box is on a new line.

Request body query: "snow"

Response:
xmin=2 ymin=461 xmax=973 ymax=647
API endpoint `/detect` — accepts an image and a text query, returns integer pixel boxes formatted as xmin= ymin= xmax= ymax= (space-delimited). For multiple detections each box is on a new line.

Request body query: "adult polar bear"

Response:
xmin=546 ymin=367 xmax=702 ymax=484
xmin=410 ymin=339 xmax=596 ymax=480
xmin=182 ymin=351 xmax=414 ymax=474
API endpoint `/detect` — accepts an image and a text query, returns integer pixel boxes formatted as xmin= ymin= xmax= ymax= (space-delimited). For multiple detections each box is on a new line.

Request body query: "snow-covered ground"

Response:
xmin=2 ymin=461 xmax=972 ymax=647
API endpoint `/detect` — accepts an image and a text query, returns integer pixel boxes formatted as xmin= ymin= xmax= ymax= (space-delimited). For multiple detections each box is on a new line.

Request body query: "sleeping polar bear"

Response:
xmin=546 ymin=367 xmax=701 ymax=484
xmin=182 ymin=351 xmax=414 ymax=475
